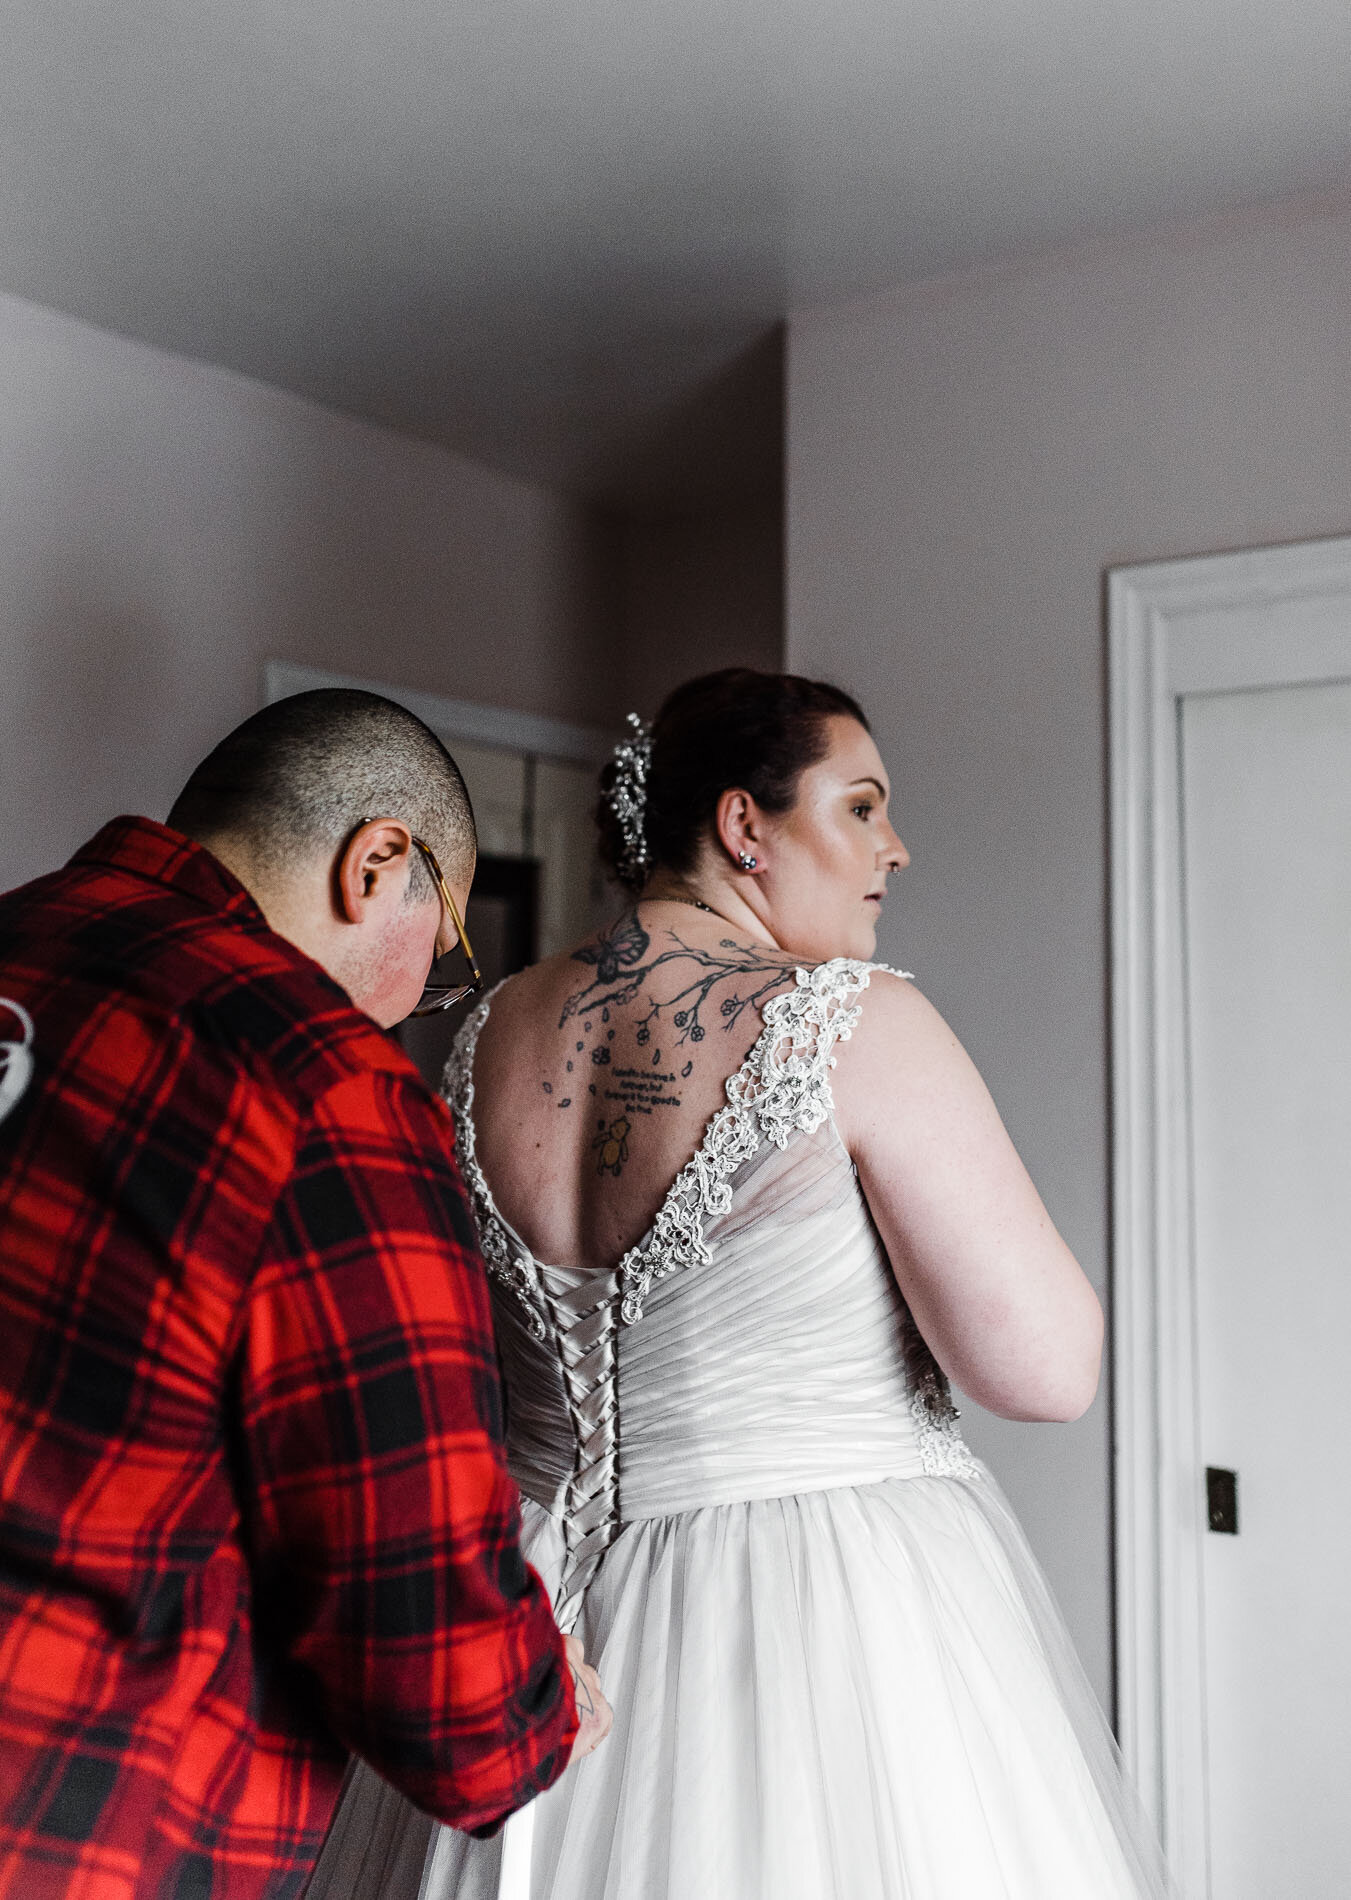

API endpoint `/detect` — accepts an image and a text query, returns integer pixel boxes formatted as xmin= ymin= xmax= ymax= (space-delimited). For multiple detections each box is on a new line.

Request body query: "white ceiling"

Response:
xmin=5 ymin=1 xmax=1351 ymax=508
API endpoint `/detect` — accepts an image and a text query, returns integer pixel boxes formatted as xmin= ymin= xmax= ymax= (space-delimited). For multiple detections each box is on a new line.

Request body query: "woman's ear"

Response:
xmin=714 ymin=787 xmax=764 ymax=870
xmin=334 ymin=820 xmax=416 ymax=925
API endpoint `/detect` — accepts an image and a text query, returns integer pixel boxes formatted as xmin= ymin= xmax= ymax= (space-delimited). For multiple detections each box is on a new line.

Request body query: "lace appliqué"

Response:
xmin=617 ymin=959 xmax=908 ymax=1325
xmin=902 ymin=1315 xmax=981 ymax=1479
xmin=442 ymin=995 xmax=549 ymax=1341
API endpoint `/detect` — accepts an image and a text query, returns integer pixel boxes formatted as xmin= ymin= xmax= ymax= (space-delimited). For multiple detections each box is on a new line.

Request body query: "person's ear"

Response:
xmin=714 ymin=788 xmax=765 ymax=872
xmin=334 ymin=820 xmax=416 ymax=925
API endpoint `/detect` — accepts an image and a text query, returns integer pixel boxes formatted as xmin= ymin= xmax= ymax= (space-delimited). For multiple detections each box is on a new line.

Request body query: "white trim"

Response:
xmin=262 ymin=661 xmax=615 ymax=767
xmin=1109 ymin=534 xmax=1351 ymax=1897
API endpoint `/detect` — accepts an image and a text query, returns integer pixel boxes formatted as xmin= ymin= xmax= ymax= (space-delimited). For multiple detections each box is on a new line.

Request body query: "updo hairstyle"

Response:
xmin=596 ymin=668 xmax=869 ymax=894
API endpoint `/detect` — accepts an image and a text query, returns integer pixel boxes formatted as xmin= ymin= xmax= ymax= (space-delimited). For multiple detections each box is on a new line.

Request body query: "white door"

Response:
xmin=1110 ymin=539 xmax=1351 ymax=1898
xmin=1180 ymin=680 xmax=1351 ymax=1897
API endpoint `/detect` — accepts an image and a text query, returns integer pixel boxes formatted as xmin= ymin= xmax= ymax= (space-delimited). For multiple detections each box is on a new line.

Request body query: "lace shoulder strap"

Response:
xmin=727 ymin=955 xmax=908 ymax=1144
xmin=617 ymin=957 xmax=911 ymax=1324
xmin=441 ymin=988 xmax=548 ymax=1340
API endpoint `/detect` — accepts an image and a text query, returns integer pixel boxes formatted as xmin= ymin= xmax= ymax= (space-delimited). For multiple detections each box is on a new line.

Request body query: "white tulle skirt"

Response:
xmin=308 ymin=1466 xmax=1175 ymax=1900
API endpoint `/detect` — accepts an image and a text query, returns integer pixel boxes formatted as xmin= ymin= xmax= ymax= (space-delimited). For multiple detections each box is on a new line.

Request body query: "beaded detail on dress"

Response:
xmin=442 ymin=990 xmax=549 ymax=1342
xmin=903 ymin=1320 xmax=982 ymax=1479
xmin=616 ymin=959 xmax=897 ymax=1323
xmin=446 ymin=995 xmax=626 ymax=1628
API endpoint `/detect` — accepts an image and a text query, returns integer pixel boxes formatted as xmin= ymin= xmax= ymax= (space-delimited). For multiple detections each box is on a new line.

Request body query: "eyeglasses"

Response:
xmin=409 ymin=834 xmax=483 ymax=1016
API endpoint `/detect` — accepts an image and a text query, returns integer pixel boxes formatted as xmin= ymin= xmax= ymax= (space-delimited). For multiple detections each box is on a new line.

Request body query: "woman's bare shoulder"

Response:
xmin=845 ymin=964 xmax=955 ymax=1053
xmin=832 ymin=970 xmax=985 ymax=1144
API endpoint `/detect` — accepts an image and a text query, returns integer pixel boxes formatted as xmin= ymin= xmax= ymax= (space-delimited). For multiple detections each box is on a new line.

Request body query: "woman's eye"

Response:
xmin=852 ymin=802 xmax=874 ymax=819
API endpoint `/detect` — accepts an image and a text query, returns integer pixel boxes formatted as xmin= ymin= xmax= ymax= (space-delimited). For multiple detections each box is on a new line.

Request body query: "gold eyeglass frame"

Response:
xmin=409 ymin=833 xmax=482 ymax=1015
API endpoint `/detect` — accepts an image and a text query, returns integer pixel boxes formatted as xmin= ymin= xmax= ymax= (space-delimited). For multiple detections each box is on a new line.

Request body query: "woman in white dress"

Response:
xmin=310 ymin=668 xmax=1174 ymax=1899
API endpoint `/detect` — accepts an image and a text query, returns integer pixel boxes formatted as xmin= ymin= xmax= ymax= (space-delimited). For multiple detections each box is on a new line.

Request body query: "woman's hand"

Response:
xmin=563 ymin=1633 xmax=613 ymax=1761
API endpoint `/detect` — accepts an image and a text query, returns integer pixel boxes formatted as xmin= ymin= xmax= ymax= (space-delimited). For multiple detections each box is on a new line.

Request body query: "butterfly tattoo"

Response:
xmin=560 ymin=911 xmax=652 ymax=1022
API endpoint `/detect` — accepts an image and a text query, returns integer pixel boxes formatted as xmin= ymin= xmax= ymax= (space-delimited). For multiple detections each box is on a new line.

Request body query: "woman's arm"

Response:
xmin=831 ymin=974 xmax=1102 ymax=1422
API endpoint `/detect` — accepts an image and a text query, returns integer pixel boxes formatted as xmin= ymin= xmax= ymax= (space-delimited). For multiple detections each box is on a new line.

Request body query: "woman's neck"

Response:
xmin=639 ymin=875 xmax=780 ymax=950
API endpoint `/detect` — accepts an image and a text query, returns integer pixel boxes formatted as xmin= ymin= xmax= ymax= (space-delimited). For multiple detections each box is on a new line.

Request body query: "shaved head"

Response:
xmin=168 ymin=688 xmax=476 ymax=891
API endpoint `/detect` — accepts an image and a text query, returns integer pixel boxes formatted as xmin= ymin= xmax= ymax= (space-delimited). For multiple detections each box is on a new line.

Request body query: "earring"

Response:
xmin=737 ymin=851 xmax=758 ymax=871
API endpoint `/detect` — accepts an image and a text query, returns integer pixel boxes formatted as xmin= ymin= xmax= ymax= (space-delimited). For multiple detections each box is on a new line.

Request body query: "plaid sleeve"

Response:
xmin=240 ymin=1066 xmax=577 ymax=1834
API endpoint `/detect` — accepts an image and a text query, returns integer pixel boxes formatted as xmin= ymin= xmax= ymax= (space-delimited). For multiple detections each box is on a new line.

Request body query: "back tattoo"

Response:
xmin=546 ymin=910 xmax=796 ymax=1177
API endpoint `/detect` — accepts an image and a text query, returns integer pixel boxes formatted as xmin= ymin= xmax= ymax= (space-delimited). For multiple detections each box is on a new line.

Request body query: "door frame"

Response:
xmin=263 ymin=660 xmax=614 ymax=767
xmin=1108 ymin=533 xmax=1351 ymax=1894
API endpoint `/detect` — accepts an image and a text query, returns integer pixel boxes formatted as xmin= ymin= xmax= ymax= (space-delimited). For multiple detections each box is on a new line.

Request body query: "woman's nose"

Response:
xmin=882 ymin=827 xmax=910 ymax=872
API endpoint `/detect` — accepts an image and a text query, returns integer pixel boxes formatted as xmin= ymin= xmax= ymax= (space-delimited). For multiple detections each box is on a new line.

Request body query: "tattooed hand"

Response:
xmin=563 ymin=1633 xmax=613 ymax=1761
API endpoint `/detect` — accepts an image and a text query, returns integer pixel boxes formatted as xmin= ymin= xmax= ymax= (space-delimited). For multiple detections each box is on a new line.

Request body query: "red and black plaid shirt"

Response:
xmin=0 ymin=818 xmax=576 ymax=1900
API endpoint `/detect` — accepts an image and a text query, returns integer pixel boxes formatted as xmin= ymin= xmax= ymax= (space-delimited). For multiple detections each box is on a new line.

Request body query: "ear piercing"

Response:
xmin=737 ymin=851 xmax=758 ymax=871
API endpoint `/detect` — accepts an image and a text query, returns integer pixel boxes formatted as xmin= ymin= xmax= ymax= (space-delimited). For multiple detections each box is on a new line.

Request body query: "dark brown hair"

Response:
xmin=596 ymin=668 xmax=869 ymax=893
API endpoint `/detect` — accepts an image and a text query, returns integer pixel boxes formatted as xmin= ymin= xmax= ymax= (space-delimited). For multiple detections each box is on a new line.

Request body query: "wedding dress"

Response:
xmin=308 ymin=959 xmax=1173 ymax=1900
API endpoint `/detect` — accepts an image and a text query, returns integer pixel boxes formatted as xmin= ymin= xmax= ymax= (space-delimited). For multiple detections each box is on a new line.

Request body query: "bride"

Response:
xmin=310 ymin=667 xmax=1174 ymax=1899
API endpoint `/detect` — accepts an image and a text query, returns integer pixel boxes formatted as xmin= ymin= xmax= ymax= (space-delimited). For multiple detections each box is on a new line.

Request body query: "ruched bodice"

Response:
xmin=498 ymin=1127 xmax=973 ymax=1518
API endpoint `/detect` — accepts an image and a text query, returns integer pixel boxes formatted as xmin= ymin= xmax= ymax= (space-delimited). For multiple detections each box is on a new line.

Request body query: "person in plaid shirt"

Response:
xmin=0 ymin=689 xmax=609 ymax=1900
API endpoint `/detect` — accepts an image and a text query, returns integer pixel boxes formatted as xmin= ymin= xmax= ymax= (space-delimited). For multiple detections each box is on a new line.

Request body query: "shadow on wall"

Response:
xmin=597 ymin=328 xmax=787 ymax=715
xmin=592 ymin=327 xmax=785 ymax=519
xmin=606 ymin=498 xmax=785 ymax=716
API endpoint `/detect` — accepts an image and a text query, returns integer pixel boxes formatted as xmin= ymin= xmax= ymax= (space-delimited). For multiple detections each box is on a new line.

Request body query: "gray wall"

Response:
xmin=0 ymin=289 xmax=615 ymax=895
xmin=0 ymin=289 xmax=786 ymax=901
xmin=786 ymin=190 xmax=1351 ymax=1707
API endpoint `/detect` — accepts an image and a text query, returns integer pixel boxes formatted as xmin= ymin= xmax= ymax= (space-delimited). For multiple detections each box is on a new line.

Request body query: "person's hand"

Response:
xmin=563 ymin=1633 xmax=612 ymax=1761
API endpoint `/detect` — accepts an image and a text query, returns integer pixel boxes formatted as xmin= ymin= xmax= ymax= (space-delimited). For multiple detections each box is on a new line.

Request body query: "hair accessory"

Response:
xmin=607 ymin=712 xmax=654 ymax=887
xmin=737 ymin=851 xmax=758 ymax=871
